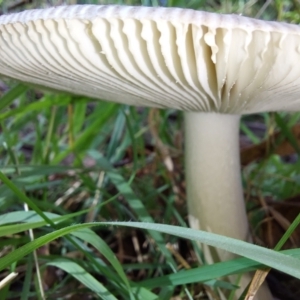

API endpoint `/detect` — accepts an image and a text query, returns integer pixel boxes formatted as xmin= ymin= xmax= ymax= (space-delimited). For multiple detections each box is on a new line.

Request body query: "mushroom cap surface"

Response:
xmin=0 ymin=5 xmax=300 ymax=114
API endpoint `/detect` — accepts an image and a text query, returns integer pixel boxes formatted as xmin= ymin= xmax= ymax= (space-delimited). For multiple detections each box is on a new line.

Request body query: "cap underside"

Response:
xmin=0 ymin=5 xmax=300 ymax=114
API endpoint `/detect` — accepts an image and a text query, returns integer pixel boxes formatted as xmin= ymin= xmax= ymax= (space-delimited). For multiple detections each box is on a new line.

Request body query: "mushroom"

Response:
xmin=1 ymin=5 xmax=299 ymax=297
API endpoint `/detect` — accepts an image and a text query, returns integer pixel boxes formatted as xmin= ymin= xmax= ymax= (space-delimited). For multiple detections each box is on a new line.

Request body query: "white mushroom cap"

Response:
xmin=0 ymin=5 xmax=300 ymax=114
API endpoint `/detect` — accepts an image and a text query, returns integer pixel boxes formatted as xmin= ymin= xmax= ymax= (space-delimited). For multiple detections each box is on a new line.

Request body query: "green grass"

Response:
xmin=1 ymin=0 xmax=300 ymax=299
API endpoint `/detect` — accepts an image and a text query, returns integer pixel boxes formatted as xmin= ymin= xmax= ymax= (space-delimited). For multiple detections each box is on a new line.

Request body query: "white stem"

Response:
xmin=184 ymin=112 xmax=272 ymax=299
xmin=185 ymin=112 xmax=248 ymax=242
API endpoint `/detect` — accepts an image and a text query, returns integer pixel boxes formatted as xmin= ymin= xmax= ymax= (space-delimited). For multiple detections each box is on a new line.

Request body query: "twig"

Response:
xmin=0 ymin=272 xmax=18 ymax=290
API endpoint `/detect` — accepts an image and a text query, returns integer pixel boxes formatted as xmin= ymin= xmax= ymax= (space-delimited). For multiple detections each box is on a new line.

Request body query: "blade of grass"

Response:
xmin=20 ymin=254 xmax=33 ymax=300
xmin=72 ymin=228 xmax=132 ymax=295
xmin=140 ymin=247 xmax=300 ymax=288
xmin=0 ymin=171 xmax=55 ymax=226
xmin=47 ymin=258 xmax=118 ymax=300
xmin=0 ymin=83 xmax=27 ymax=111
xmin=2 ymin=222 xmax=300 ymax=280
xmin=52 ymin=102 xmax=118 ymax=164
xmin=274 ymin=113 xmax=300 ymax=154
xmin=0 ymin=93 xmax=73 ymax=121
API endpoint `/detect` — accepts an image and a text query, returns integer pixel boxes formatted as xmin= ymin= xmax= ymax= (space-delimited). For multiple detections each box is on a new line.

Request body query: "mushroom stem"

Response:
xmin=184 ymin=112 xmax=273 ymax=299
xmin=185 ymin=112 xmax=248 ymax=245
